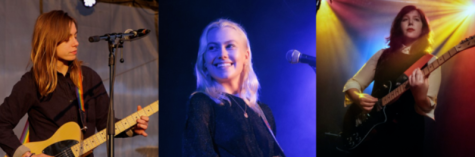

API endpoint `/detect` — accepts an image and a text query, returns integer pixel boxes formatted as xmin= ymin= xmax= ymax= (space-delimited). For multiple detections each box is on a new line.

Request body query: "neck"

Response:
xmin=404 ymin=38 xmax=416 ymax=46
xmin=220 ymin=79 xmax=241 ymax=96
xmin=56 ymin=60 xmax=70 ymax=76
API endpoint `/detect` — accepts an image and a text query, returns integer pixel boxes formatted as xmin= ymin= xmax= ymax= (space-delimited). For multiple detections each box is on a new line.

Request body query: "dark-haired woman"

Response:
xmin=343 ymin=5 xmax=441 ymax=156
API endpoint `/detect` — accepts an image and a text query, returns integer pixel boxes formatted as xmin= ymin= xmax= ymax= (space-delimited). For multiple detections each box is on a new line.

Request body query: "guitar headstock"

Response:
xmin=455 ymin=35 xmax=475 ymax=52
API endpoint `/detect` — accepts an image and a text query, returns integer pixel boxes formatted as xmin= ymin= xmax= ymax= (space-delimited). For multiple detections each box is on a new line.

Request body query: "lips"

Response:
xmin=214 ymin=63 xmax=233 ymax=68
xmin=71 ymin=50 xmax=77 ymax=55
xmin=407 ymin=28 xmax=415 ymax=32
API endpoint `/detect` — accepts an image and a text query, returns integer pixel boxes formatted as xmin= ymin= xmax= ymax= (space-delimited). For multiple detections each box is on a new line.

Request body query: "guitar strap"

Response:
xmin=258 ymin=105 xmax=286 ymax=157
xmin=403 ymin=53 xmax=434 ymax=76
xmin=19 ymin=69 xmax=88 ymax=144
xmin=75 ymin=69 xmax=88 ymax=132
xmin=19 ymin=121 xmax=29 ymax=144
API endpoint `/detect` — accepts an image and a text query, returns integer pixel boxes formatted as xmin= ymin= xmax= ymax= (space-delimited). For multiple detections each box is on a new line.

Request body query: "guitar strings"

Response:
xmin=51 ymin=104 xmax=156 ymax=157
xmin=54 ymin=147 xmax=73 ymax=157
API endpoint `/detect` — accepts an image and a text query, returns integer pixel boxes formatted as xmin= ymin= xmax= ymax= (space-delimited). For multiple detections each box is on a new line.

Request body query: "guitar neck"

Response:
xmin=381 ymin=47 xmax=459 ymax=106
xmin=69 ymin=100 xmax=159 ymax=156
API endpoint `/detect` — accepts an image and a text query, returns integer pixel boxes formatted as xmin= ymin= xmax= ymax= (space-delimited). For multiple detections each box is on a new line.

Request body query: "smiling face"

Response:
xmin=401 ymin=10 xmax=423 ymax=42
xmin=204 ymin=26 xmax=249 ymax=85
xmin=56 ymin=22 xmax=79 ymax=62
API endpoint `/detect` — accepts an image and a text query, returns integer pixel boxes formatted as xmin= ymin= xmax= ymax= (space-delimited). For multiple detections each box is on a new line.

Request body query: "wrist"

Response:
xmin=22 ymin=151 xmax=32 ymax=157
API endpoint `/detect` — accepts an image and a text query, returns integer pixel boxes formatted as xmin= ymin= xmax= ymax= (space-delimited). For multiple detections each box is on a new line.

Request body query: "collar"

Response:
xmin=56 ymin=67 xmax=72 ymax=77
xmin=401 ymin=44 xmax=411 ymax=55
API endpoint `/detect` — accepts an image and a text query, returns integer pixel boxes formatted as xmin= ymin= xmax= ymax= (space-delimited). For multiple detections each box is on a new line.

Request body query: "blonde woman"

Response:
xmin=183 ymin=19 xmax=284 ymax=157
xmin=0 ymin=10 xmax=149 ymax=157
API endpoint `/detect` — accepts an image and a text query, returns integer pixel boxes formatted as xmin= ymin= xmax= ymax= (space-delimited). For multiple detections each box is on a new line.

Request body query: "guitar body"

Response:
xmin=24 ymin=122 xmax=87 ymax=156
xmin=341 ymin=100 xmax=387 ymax=150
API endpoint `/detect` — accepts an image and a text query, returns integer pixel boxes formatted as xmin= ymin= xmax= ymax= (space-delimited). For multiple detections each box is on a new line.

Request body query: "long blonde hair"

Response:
xmin=31 ymin=10 xmax=82 ymax=97
xmin=194 ymin=19 xmax=261 ymax=113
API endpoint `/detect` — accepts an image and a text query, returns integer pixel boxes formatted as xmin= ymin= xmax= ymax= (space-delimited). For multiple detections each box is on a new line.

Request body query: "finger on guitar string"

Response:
xmin=417 ymin=68 xmax=425 ymax=84
xmin=136 ymin=123 xmax=148 ymax=130
xmin=409 ymin=69 xmax=415 ymax=86
xmin=140 ymin=115 xmax=149 ymax=122
xmin=357 ymin=93 xmax=378 ymax=112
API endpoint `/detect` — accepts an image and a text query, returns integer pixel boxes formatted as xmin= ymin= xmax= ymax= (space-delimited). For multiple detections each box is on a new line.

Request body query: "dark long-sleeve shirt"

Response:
xmin=183 ymin=92 xmax=282 ymax=157
xmin=0 ymin=66 xmax=130 ymax=157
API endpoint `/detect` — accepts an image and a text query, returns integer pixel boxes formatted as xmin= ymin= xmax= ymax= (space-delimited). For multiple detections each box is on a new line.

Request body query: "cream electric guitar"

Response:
xmin=22 ymin=100 xmax=158 ymax=157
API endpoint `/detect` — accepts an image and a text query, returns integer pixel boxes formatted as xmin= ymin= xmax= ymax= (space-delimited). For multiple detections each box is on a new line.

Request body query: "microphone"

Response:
xmin=88 ymin=29 xmax=151 ymax=42
xmin=286 ymin=49 xmax=315 ymax=67
xmin=124 ymin=29 xmax=151 ymax=40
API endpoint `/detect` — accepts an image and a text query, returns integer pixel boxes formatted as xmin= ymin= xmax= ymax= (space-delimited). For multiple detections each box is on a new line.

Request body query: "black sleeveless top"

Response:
xmin=352 ymin=50 xmax=427 ymax=157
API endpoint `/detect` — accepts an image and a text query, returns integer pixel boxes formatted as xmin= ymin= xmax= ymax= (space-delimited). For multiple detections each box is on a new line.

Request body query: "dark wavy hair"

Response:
xmin=380 ymin=5 xmax=433 ymax=63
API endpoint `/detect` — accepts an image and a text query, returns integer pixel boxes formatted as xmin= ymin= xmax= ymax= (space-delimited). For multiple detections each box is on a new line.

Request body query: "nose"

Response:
xmin=217 ymin=46 xmax=228 ymax=59
xmin=72 ymin=37 xmax=79 ymax=47
xmin=408 ymin=19 xmax=413 ymax=26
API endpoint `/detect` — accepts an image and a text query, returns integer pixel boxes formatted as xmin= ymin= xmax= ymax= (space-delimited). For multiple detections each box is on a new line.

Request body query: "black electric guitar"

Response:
xmin=339 ymin=35 xmax=475 ymax=151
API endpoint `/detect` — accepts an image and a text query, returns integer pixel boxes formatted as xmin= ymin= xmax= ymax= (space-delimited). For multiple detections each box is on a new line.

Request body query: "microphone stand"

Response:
xmin=105 ymin=33 xmax=125 ymax=157
xmin=88 ymin=30 xmax=144 ymax=157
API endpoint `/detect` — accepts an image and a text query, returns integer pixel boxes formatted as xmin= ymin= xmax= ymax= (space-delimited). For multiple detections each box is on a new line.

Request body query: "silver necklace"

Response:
xmin=229 ymin=95 xmax=248 ymax=118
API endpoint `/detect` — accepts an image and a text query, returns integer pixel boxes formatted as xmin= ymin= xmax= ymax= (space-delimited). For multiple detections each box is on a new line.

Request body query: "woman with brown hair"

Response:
xmin=342 ymin=5 xmax=441 ymax=156
xmin=0 ymin=10 xmax=149 ymax=157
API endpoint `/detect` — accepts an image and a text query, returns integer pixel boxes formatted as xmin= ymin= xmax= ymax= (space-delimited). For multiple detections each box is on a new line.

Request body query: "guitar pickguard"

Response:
xmin=43 ymin=140 xmax=78 ymax=156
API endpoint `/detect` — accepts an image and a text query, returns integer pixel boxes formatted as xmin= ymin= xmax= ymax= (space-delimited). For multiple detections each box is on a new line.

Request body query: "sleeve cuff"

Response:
xmin=343 ymin=79 xmax=364 ymax=107
xmin=415 ymin=97 xmax=437 ymax=120
xmin=425 ymin=97 xmax=437 ymax=120
xmin=13 ymin=145 xmax=30 ymax=157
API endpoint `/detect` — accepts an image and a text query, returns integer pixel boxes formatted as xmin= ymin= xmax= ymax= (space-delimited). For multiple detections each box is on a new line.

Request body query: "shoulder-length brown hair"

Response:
xmin=382 ymin=5 xmax=433 ymax=60
xmin=31 ymin=10 xmax=82 ymax=97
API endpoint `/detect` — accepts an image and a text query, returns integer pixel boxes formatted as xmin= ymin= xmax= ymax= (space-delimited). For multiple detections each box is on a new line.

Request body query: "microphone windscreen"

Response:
xmin=89 ymin=36 xmax=101 ymax=42
xmin=286 ymin=49 xmax=301 ymax=64
xmin=124 ymin=29 xmax=135 ymax=40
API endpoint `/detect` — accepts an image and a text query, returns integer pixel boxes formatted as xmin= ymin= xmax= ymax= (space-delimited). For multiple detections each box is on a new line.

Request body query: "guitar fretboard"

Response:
xmin=68 ymin=100 xmax=159 ymax=156
xmin=381 ymin=47 xmax=459 ymax=106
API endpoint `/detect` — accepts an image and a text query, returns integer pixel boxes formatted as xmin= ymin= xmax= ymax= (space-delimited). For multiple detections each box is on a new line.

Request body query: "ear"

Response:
xmin=245 ymin=49 xmax=250 ymax=60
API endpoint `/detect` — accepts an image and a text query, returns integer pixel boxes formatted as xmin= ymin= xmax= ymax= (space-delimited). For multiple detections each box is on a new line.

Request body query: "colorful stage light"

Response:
xmin=465 ymin=4 xmax=475 ymax=16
